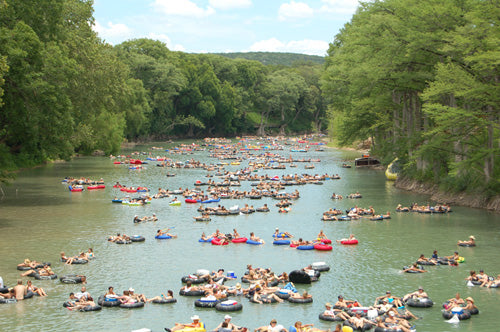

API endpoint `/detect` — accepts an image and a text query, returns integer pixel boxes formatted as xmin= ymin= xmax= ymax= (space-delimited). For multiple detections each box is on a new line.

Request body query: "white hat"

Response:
xmin=224 ymin=315 xmax=232 ymax=319
xmin=191 ymin=315 xmax=200 ymax=320
xmin=275 ymin=228 xmax=279 ymax=230
xmin=129 ymin=287 xmax=134 ymax=292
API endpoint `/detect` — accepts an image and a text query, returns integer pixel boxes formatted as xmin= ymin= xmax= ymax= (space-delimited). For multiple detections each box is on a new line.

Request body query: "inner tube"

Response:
xmin=340 ymin=239 xmax=358 ymax=245
xmin=61 ymin=258 xmax=88 ymax=265
xmin=80 ymin=305 xmax=102 ymax=312
xmin=119 ymin=301 xmax=145 ymax=309
xmin=403 ymin=265 xmax=425 ymax=273
xmin=314 ymin=244 xmax=333 ymax=251
xmin=296 ymin=245 xmax=315 ymax=250
xmin=97 ymin=295 xmax=121 ymax=307
xmin=194 ymin=298 xmax=219 ymax=308
xmin=211 ymin=238 xmax=229 ymax=246
xmin=0 ymin=298 xmax=18 ymax=304
xmin=115 ymin=240 xmax=132 ymax=244
xmin=343 ymin=321 xmax=372 ymax=331
xmin=275 ymin=290 xmax=291 ymax=300
xmin=231 ymin=237 xmax=248 ymax=243
xmin=442 ymin=309 xmax=471 ymax=320
xmin=155 ymin=235 xmax=172 ymax=240
xmin=287 ymin=296 xmax=313 ymax=304
xmin=318 ymin=313 xmax=343 ymax=322
xmin=130 ymin=235 xmax=145 ymax=242
xmin=198 ymin=238 xmax=213 ymax=243
xmin=215 ymin=301 xmax=243 ymax=311
xmin=273 ymin=233 xmax=291 ymax=238
xmin=458 ymin=243 xmax=475 ymax=247
xmin=311 ymin=262 xmax=330 ymax=272
xmin=406 ymin=297 xmax=433 ymax=308
xmin=249 ymin=294 xmax=278 ymax=304
xmin=246 ymin=239 xmax=263 ymax=245
xmin=181 ymin=276 xmax=207 ymax=284
xmin=152 ymin=298 xmax=177 ymax=304
xmin=179 ymin=289 xmax=206 ymax=297
xmin=33 ymin=273 xmax=58 ymax=280
xmin=289 ymin=270 xmax=312 ymax=284
xmin=374 ymin=327 xmax=403 ymax=332
xmin=273 ymin=239 xmax=291 ymax=245
xmin=321 ymin=239 xmax=332 ymax=244
xmin=60 ymin=275 xmax=85 ymax=284
xmin=0 ymin=287 xmax=9 ymax=294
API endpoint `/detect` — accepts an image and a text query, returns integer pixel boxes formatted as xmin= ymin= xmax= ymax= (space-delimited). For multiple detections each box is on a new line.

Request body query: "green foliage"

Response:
xmin=322 ymin=0 xmax=499 ymax=195
xmin=213 ymin=52 xmax=325 ymax=66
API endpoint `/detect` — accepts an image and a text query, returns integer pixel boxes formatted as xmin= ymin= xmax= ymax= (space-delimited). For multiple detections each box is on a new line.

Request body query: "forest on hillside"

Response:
xmin=213 ymin=52 xmax=325 ymax=66
xmin=322 ymin=0 xmax=499 ymax=197
xmin=0 ymin=0 xmax=326 ymax=182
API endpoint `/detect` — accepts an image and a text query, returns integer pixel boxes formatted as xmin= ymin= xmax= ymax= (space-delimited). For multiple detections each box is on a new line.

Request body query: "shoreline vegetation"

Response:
xmin=1 ymin=0 xmax=497 ymax=205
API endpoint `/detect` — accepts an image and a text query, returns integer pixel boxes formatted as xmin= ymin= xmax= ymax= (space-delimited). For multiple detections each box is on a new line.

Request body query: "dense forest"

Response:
xmin=0 ymin=0 xmax=327 ymax=182
xmin=322 ymin=0 xmax=499 ymax=197
xmin=0 ymin=0 xmax=498 ymax=199
xmin=213 ymin=52 xmax=325 ymax=66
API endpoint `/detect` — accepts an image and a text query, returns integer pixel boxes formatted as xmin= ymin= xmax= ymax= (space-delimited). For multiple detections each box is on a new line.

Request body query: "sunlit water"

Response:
xmin=1 ymin=141 xmax=499 ymax=332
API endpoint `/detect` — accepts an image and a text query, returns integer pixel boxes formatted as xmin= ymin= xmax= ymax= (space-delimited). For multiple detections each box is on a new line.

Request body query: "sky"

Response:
xmin=92 ymin=0 xmax=360 ymax=56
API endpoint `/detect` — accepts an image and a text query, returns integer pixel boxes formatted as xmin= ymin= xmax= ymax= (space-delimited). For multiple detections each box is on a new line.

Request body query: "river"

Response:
xmin=0 ymin=140 xmax=499 ymax=332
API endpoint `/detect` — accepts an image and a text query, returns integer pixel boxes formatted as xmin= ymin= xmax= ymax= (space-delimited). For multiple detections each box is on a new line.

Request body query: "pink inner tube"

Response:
xmin=314 ymin=244 xmax=333 ymax=251
xmin=340 ymin=239 xmax=359 ymax=245
xmin=231 ymin=237 xmax=248 ymax=243
xmin=321 ymin=239 xmax=332 ymax=244
xmin=211 ymin=238 xmax=229 ymax=246
xmin=289 ymin=243 xmax=298 ymax=248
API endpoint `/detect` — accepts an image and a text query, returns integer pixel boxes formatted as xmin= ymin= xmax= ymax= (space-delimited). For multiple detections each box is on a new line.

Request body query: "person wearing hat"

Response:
xmin=133 ymin=215 xmax=142 ymax=223
xmin=402 ymin=287 xmax=428 ymax=302
xmin=151 ymin=213 xmax=158 ymax=221
xmin=374 ymin=291 xmax=403 ymax=308
xmin=212 ymin=314 xmax=246 ymax=332
xmin=335 ymin=295 xmax=360 ymax=309
xmin=227 ymin=283 xmax=243 ymax=296
xmin=254 ymin=319 xmax=287 ymax=332
xmin=323 ymin=302 xmax=351 ymax=321
xmin=167 ymin=315 xmax=204 ymax=332
xmin=129 ymin=287 xmax=147 ymax=302
xmin=457 ymin=235 xmax=475 ymax=246
xmin=463 ymin=297 xmax=477 ymax=311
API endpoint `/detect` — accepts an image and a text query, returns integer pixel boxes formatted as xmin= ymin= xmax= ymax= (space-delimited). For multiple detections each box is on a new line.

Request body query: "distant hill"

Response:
xmin=212 ymin=52 xmax=325 ymax=66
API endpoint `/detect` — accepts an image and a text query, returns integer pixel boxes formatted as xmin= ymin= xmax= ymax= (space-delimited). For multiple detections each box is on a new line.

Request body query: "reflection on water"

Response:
xmin=0 ymin=142 xmax=499 ymax=331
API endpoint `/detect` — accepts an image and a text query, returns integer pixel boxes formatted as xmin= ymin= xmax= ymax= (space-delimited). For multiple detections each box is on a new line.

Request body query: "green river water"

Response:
xmin=0 ymin=141 xmax=499 ymax=332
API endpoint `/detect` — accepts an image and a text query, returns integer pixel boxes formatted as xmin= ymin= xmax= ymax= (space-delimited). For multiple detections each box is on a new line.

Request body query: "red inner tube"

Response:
xmin=314 ymin=244 xmax=333 ymax=251
xmin=340 ymin=239 xmax=359 ymax=245
xmin=211 ymin=238 xmax=229 ymax=246
xmin=231 ymin=237 xmax=248 ymax=243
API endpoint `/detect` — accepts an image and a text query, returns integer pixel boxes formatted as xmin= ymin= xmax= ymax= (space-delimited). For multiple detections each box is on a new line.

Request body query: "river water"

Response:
xmin=0 ymin=141 xmax=499 ymax=332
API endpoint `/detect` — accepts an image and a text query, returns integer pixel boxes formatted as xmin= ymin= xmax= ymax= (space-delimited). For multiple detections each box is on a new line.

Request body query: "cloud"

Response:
xmin=319 ymin=0 xmax=360 ymax=15
xmin=248 ymin=38 xmax=329 ymax=56
xmin=93 ymin=21 xmax=132 ymax=42
xmin=148 ymin=33 xmax=186 ymax=51
xmin=209 ymin=0 xmax=252 ymax=10
xmin=153 ymin=0 xmax=215 ymax=18
xmin=278 ymin=1 xmax=314 ymax=21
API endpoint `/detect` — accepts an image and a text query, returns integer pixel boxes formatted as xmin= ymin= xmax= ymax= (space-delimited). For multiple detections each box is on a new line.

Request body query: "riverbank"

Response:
xmin=395 ymin=176 xmax=500 ymax=213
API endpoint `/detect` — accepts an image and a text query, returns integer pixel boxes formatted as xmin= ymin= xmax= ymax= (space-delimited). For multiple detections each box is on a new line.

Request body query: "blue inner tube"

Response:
xmin=273 ymin=233 xmax=291 ymax=238
xmin=198 ymin=238 xmax=213 ymax=243
xmin=155 ymin=235 xmax=172 ymax=240
xmin=296 ymin=245 xmax=315 ymax=250
xmin=246 ymin=239 xmax=263 ymax=245
xmin=273 ymin=240 xmax=291 ymax=245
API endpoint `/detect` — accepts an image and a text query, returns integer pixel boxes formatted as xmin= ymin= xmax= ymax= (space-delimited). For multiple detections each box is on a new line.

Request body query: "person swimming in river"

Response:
xmin=336 ymin=234 xmax=356 ymax=243
xmin=156 ymin=229 xmax=177 ymax=238
xmin=457 ymin=235 xmax=475 ymax=246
